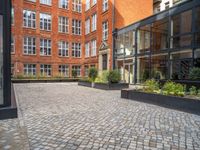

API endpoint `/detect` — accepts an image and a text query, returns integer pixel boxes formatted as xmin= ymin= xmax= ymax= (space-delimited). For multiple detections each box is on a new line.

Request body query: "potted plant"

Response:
xmin=88 ymin=67 xmax=98 ymax=87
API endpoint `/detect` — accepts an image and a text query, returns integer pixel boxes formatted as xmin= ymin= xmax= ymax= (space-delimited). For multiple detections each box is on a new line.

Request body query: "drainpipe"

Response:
xmin=112 ymin=0 xmax=115 ymax=70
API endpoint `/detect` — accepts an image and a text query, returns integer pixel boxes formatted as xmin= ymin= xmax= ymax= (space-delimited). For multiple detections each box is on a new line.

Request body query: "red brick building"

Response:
xmin=11 ymin=0 xmax=152 ymax=78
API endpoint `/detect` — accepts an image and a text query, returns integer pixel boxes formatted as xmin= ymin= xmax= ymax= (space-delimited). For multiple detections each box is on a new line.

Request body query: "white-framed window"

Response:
xmin=72 ymin=0 xmax=82 ymax=13
xmin=72 ymin=43 xmax=81 ymax=57
xmin=102 ymin=21 xmax=108 ymax=40
xmin=72 ymin=19 xmax=81 ymax=35
xmin=85 ymin=18 xmax=90 ymax=35
xmin=92 ymin=0 xmax=97 ymax=6
xmin=165 ymin=2 xmax=170 ymax=9
xmin=58 ymin=41 xmax=69 ymax=57
xmin=11 ymin=35 xmax=15 ymax=53
xmin=23 ymin=37 xmax=36 ymax=55
xmin=11 ymin=64 xmax=15 ymax=77
xmin=40 ymin=0 xmax=51 ymax=5
xmin=59 ymin=65 xmax=69 ymax=77
xmin=40 ymin=64 xmax=52 ymax=77
xmin=91 ymin=13 xmax=97 ymax=31
xmin=102 ymin=0 xmax=108 ymax=12
xmin=85 ymin=42 xmax=90 ymax=57
xmin=59 ymin=0 xmax=69 ymax=9
xmin=40 ymin=13 xmax=51 ymax=31
xmin=11 ymin=7 xmax=14 ymax=25
xmin=24 ymin=64 xmax=36 ymax=76
xmin=72 ymin=65 xmax=81 ymax=77
xmin=85 ymin=0 xmax=90 ymax=11
xmin=23 ymin=10 xmax=36 ymax=28
xmin=40 ymin=39 xmax=51 ymax=56
xmin=91 ymin=39 xmax=96 ymax=56
xmin=59 ymin=16 xmax=69 ymax=33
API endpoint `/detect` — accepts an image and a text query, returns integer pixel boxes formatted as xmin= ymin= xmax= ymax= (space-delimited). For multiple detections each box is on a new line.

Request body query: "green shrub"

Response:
xmin=189 ymin=67 xmax=200 ymax=80
xmin=88 ymin=67 xmax=98 ymax=82
xmin=197 ymin=89 xmax=200 ymax=97
xmin=95 ymin=71 xmax=109 ymax=83
xmin=72 ymin=70 xmax=77 ymax=78
xmin=162 ymin=81 xmax=185 ymax=97
xmin=143 ymin=79 xmax=160 ymax=93
xmin=107 ymin=70 xmax=121 ymax=83
xmin=79 ymin=78 xmax=91 ymax=82
xmin=189 ymin=86 xmax=197 ymax=96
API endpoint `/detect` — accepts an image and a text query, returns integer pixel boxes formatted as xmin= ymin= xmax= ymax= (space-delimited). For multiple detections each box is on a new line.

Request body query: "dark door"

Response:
xmin=102 ymin=54 xmax=107 ymax=70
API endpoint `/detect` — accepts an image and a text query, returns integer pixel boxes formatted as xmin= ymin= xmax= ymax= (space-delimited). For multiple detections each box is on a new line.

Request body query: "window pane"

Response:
xmin=194 ymin=49 xmax=200 ymax=68
xmin=152 ymin=18 xmax=169 ymax=52
xmin=196 ymin=7 xmax=200 ymax=31
xmin=151 ymin=54 xmax=168 ymax=80
xmin=137 ymin=25 xmax=151 ymax=54
xmin=170 ymin=50 xmax=193 ymax=80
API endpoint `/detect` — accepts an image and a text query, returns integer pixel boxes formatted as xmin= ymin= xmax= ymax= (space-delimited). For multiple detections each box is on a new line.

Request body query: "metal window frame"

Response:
xmin=0 ymin=0 xmax=11 ymax=107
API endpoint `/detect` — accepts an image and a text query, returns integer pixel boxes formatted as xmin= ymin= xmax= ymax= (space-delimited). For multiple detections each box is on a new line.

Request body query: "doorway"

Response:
xmin=124 ymin=63 xmax=134 ymax=84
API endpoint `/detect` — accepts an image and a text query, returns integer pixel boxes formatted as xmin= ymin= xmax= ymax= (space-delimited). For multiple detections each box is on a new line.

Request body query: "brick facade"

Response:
xmin=11 ymin=0 xmax=152 ymax=78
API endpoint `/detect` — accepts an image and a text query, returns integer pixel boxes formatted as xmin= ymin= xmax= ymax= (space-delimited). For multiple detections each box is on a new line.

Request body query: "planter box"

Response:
xmin=78 ymin=81 xmax=129 ymax=90
xmin=12 ymin=79 xmax=79 ymax=83
xmin=121 ymin=90 xmax=200 ymax=115
xmin=94 ymin=83 xmax=129 ymax=90
xmin=78 ymin=81 xmax=92 ymax=87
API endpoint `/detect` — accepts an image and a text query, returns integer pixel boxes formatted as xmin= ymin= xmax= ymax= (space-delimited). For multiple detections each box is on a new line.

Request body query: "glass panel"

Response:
xmin=170 ymin=50 xmax=193 ymax=80
xmin=0 ymin=15 xmax=3 ymax=105
xmin=152 ymin=18 xmax=169 ymax=53
xmin=194 ymin=49 xmax=200 ymax=68
xmin=181 ymin=10 xmax=192 ymax=33
xmin=137 ymin=25 xmax=151 ymax=54
xmin=195 ymin=32 xmax=200 ymax=47
xmin=172 ymin=10 xmax=192 ymax=36
xmin=195 ymin=7 xmax=200 ymax=32
xmin=137 ymin=56 xmax=150 ymax=83
xmin=172 ymin=34 xmax=192 ymax=48
xmin=116 ymin=31 xmax=135 ymax=56
xmin=151 ymin=54 xmax=168 ymax=80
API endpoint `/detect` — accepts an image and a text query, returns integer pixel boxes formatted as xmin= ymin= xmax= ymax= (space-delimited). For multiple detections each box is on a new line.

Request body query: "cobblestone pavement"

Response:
xmin=0 ymin=83 xmax=200 ymax=150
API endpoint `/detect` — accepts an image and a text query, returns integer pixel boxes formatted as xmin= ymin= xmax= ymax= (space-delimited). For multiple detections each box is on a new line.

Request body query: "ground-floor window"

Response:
xmin=24 ymin=64 xmax=36 ymax=76
xmin=59 ymin=65 xmax=69 ymax=77
xmin=137 ymin=56 xmax=150 ymax=82
xmin=151 ymin=54 xmax=168 ymax=80
xmin=84 ymin=66 xmax=89 ymax=77
xmin=170 ymin=50 xmax=193 ymax=80
xmin=72 ymin=66 xmax=81 ymax=77
xmin=40 ymin=64 xmax=51 ymax=77
xmin=194 ymin=49 xmax=200 ymax=67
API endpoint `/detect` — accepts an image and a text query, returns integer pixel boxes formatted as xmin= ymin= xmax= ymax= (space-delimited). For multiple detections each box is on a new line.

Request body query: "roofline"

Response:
xmin=117 ymin=0 xmax=200 ymax=35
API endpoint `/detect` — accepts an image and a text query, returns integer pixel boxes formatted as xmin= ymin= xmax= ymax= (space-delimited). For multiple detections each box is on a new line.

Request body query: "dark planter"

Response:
xmin=78 ymin=81 xmax=92 ymax=87
xmin=78 ymin=81 xmax=129 ymax=90
xmin=159 ymin=80 xmax=200 ymax=90
xmin=0 ymin=84 xmax=17 ymax=120
xmin=12 ymin=79 xmax=79 ymax=83
xmin=94 ymin=83 xmax=129 ymax=90
xmin=121 ymin=90 xmax=200 ymax=115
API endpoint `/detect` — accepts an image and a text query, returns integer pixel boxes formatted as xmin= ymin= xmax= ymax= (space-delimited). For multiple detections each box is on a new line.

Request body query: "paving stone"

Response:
xmin=0 ymin=83 xmax=200 ymax=149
